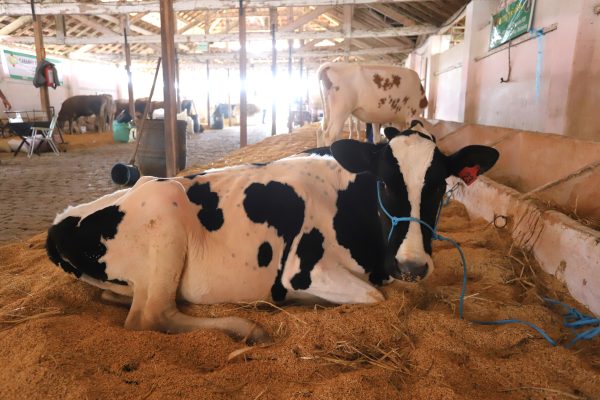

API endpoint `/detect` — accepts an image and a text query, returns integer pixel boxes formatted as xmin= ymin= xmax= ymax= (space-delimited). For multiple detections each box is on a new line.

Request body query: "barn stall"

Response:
xmin=1 ymin=1 xmax=599 ymax=399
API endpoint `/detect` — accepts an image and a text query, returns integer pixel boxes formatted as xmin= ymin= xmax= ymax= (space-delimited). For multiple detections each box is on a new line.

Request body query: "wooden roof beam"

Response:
xmin=368 ymin=4 xmax=415 ymax=26
xmin=1 ymin=25 xmax=437 ymax=45
xmin=0 ymin=0 xmax=434 ymax=16
xmin=279 ymin=6 xmax=332 ymax=32
xmin=97 ymin=14 xmax=157 ymax=36
xmin=0 ymin=16 xmax=32 ymax=35
xmin=70 ymin=15 xmax=119 ymax=36
xmin=73 ymin=45 xmax=412 ymax=63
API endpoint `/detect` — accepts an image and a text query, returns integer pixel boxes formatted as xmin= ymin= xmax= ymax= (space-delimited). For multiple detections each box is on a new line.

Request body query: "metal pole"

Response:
xmin=270 ymin=7 xmax=277 ymax=136
xmin=160 ymin=0 xmax=178 ymax=176
xmin=31 ymin=0 xmax=51 ymax=120
xmin=239 ymin=0 xmax=247 ymax=147
xmin=121 ymin=18 xmax=136 ymax=126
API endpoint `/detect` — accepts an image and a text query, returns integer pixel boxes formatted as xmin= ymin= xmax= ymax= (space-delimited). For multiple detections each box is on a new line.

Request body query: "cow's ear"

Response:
xmin=447 ymin=145 xmax=499 ymax=185
xmin=331 ymin=139 xmax=379 ymax=173
xmin=384 ymin=127 xmax=401 ymax=141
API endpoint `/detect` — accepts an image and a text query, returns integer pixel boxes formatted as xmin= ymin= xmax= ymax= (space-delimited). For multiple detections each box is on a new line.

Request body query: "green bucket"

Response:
xmin=113 ymin=121 xmax=131 ymax=143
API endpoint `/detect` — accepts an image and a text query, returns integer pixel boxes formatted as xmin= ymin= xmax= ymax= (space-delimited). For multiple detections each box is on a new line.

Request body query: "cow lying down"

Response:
xmin=46 ymin=124 xmax=499 ymax=343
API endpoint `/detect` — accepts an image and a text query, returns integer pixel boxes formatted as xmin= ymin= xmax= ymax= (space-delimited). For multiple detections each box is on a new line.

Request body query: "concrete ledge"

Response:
xmin=449 ymin=175 xmax=600 ymax=316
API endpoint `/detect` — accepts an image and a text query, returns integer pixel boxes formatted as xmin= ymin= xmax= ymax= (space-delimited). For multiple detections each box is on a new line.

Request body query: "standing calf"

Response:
xmin=317 ymin=62 xmax=428 ymax=146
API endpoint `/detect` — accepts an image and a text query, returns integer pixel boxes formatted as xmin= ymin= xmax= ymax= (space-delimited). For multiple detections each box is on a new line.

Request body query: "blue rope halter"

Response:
xmin=375 ymin=180 xmax=600 ymax=347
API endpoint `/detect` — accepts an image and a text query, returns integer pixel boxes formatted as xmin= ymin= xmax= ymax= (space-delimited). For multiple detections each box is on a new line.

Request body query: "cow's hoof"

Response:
xmin=244 ymin=323 xmax=272 ymax=346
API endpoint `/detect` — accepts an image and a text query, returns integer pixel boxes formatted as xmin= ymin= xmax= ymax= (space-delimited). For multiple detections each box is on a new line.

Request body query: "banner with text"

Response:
xmin=3 ymin=49 xmax=63 ymax=83
xmin=489 ymin=0 xmax=535 ymax=49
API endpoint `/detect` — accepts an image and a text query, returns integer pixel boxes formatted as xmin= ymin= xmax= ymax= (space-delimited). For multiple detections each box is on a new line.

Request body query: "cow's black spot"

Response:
xmin=333 ymin=173 xmax=389 ymax=284
xmin=252 ymin=162 xmax=268 ymax=167
xmin=290 ymin=228 xmax=324 ymax=290
xmin=244 ymin=181 xmax=305 ymax=301
xmin=46 ymin=205 xmax=126 ymax=283
xmin=257 ymin=242 xmax=273 ymax=267
xmin=187 ymin=182 xmax=224 ymax=231
xmin=156 ymin=178 xmax=169 ymax=182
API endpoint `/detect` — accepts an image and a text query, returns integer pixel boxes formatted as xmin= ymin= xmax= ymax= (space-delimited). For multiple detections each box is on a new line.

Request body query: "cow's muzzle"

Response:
xmin=392 ymin=260 xmax=428 ymax=281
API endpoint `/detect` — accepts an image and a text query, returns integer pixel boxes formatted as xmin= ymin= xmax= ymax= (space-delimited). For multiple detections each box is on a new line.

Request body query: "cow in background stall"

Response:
xmin=317 ymin=62 xmax=428 ymax=146
xmin=100 ymin=94 xmax=114 ymax=132
xmin=58 ymin=95 xmax=111 ymax=134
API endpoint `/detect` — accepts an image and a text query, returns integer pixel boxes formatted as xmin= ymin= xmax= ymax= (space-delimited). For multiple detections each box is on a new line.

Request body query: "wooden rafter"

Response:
xmin=368 ymin=4 xmax=415 ymax=26
xmin=0 ymin=16 xmax=32 ymax=35
xmin=0 ymin=1 xmax=434 ymax=16
xmin=3 ymin=25 xmax=437 ymax=46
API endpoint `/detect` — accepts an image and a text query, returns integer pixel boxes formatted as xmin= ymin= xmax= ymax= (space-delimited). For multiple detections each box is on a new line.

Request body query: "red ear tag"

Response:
xmin=458 ymin=165 xmax=481 ymax=185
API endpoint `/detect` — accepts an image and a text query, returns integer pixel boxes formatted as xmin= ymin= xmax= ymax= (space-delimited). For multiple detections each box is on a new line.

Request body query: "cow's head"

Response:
xmin=330 ymin=121 xmax=499 ymax=282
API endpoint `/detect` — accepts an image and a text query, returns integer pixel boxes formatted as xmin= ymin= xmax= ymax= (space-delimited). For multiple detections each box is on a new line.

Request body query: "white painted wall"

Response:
xmin=0 ymin=45 xmax=123 ymax=118
xmin=429 ymin=42 xmax=464 ymax=122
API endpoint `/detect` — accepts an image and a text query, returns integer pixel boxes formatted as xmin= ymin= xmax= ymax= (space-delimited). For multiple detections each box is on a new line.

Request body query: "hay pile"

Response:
xmin=1 ymin=124 xmax=599 ymax=399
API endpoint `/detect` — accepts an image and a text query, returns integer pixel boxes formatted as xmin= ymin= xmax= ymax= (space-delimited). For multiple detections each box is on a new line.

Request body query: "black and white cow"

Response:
xmin=46 ymin=123 xmax=498 ymax=343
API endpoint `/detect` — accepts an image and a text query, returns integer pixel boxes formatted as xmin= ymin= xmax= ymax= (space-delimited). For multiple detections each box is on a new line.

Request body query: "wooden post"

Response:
xmin=205 ymin=11 xmax=211 ymax=128
xmin=287 ymin=44 xmax=292 ymax=134
xmin=175 ymin=53 xmax=181 ymax=112
xmin=206 ymin=59 xmax=211 ymax=128
xmin=270 ymin=7 xmax=277 ymax=136
xmin=299 ymin=56 xmax=304 ymax=126
xmin=31 ymin=1 xmax=51 ymax=119
xmin=226 ymin=18 xmax=232 ymax=128
xmin=287 ymin=7 xmax=293 ymax=134
xmin=121 ymin=16 xmax=136 ymax=126
xmin=306 ymin=66 xmax=310 ymax=124
xmin=160 ymin=0 xmax=178 ymax=176
xmin=239 ymin=0 xmax=247 ymax=148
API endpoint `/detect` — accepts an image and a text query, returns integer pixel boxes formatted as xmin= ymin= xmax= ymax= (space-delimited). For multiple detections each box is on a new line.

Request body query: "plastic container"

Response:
xmin=112 ymin=121 xmax=131 ymax=143
xmin=111 ymin=163 xmax=140 ymax=186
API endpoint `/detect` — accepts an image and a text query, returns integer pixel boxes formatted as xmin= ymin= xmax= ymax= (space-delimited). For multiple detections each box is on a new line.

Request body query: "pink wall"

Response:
xmin=420 ymin=0 xmax=600 ymax=141
xmin=464 ymin=0 xmax=581 ymax=134
xmin=565 ymin=0 xmax=600 ymax=141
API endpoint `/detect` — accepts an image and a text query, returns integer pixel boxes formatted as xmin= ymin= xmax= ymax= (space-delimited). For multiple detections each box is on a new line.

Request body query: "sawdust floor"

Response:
xmin=0 ymin=124 xmax=599 ymax=400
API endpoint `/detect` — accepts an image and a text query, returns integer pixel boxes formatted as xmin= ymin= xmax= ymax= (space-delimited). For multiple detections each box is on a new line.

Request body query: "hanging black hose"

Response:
xmin=500 ymin=40 xmax=512 ymax=83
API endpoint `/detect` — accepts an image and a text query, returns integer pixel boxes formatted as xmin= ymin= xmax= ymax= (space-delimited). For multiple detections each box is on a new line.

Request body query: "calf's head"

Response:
xmin=330 ymin=122 xmax=499 ymax=282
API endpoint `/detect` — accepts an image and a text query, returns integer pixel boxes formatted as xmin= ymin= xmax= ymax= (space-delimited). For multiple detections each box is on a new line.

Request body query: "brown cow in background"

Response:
xmin=114 ymin=98 xmax=164 ymax=122
xmin=58 ymin=94 xmax=114 ymax=133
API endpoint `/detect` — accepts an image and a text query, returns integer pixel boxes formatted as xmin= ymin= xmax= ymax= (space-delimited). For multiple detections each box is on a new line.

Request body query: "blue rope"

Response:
xmin=376 ymin=180 xmax=600 ymax=347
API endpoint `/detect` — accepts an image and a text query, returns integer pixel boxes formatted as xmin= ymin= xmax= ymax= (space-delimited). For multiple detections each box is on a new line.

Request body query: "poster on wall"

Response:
xmin=489 ymin=0 xmax=535 ymax=49
xmin=3 ymin=49 xmax=63 ymax=84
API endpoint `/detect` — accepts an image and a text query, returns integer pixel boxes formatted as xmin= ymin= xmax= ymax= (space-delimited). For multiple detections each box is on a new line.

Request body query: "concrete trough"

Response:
xmin=441 ymin=123 xmax=600 ymax=315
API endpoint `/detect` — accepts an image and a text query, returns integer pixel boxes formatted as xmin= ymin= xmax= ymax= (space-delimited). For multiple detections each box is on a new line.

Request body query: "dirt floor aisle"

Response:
xmin=0 ymin=126 xmax=270 ymax=243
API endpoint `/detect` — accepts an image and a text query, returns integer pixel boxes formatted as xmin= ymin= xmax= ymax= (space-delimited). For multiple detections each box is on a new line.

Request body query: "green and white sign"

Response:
xmin=3 ymin=49 xmax=62 ymax=83
xmin=489 ymin=0 xmax=535 ymax=49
